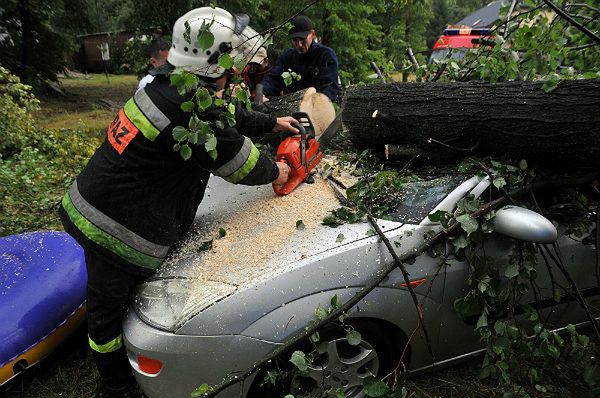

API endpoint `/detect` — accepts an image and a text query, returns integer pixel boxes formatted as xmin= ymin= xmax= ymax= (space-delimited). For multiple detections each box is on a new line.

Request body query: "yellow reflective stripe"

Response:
xmin=62 ymin=192 xmax=163 ymax=270
xmin=223 ymin=143 xmax=260 ymax=184
xmin=123 ymin=98 xmax=160 ymax=141
xmin=89 ymin=334 xmax=122 ymax=353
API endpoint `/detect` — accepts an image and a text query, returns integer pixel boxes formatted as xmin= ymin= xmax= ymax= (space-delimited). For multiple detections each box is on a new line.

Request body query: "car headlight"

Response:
xmin=132 ymin=277 xmax=237 ymax=332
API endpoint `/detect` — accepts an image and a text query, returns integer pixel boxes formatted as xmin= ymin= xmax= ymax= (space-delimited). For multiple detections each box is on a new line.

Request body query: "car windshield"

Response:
xmin=429 ymin=48 xmax=468 ymax=63
xmin=385 ymin=175 xmax=465 ymax=224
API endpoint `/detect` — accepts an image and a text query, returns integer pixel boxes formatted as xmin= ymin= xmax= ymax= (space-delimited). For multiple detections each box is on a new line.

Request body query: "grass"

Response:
xmin=34 ymin=73 xmax=138 ymax=131
xmin=2 ymin=326 xmax=99 ymax=398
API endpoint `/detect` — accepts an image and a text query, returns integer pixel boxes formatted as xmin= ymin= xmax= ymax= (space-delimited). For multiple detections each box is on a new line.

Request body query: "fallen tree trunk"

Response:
xmin=257 ymin=87 xmax=336 ymax=137
xmin=342 ymin=79 xmax=600 ymax=167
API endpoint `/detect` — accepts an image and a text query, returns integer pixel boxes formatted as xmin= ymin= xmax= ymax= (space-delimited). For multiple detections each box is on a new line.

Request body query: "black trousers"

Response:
xmin=84 ymin=247 xmax=147 ymax=388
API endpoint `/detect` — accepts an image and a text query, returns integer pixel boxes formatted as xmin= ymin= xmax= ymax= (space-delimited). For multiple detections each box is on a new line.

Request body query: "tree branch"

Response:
xmin=541 ymin=0 xmax=600 ymax=44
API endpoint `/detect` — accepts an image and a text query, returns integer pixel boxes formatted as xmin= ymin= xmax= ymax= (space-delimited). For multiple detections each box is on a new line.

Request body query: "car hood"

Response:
xmin=134 ymin=175 xmax=405 ymax=331
xmin=155 ymin=175 xmax=401 ymax=284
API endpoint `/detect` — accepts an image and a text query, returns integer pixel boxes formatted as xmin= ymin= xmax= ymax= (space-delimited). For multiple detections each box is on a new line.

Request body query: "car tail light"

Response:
xmin=137 ymin=355 xmax=162 ymax=374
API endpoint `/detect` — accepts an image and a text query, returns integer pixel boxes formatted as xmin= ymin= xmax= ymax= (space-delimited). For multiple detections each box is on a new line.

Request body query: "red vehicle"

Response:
xmin=429 ymin=26 xmax=492 ymax=62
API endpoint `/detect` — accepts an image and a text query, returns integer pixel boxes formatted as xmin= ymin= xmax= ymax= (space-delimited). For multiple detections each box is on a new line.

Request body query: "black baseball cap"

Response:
xmin=288 ymin=15 xmax=313 ymax=39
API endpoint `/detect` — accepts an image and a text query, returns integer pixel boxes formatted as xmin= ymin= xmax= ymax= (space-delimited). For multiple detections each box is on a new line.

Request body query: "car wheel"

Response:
xmin=247 ymin=319 xmax=408 ymax=398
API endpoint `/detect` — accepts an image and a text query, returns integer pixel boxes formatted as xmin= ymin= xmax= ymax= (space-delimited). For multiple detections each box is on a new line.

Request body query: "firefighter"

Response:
xmin=58 ymin=7 xmax=297 ymax=398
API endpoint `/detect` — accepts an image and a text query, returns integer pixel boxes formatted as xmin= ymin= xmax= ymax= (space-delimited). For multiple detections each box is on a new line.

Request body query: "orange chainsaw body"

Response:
xmin=273 ymin=113 xmax=324 ymax=196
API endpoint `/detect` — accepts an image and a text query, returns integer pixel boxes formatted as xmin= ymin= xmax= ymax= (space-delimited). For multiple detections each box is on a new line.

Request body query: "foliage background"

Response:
xmin=0 ymin=0 xmax=493 ymax=88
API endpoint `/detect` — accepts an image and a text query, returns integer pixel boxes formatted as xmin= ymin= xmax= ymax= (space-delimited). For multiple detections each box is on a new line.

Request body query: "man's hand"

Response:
xmin=273 ymin=161 xmax=291 ymax=185
xmin=273 ymin=116 xmax=299 ymax=134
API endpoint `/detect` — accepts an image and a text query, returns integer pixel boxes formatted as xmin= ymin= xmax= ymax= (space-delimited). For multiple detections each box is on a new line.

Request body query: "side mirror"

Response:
xmin=493 ymin=206 xmax=557 ymax=243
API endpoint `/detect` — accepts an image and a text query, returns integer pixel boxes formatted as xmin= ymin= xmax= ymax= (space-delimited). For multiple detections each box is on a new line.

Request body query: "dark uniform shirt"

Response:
xmin=59 ymin=71 xmax=278 ymax=275
xmin=261 ymin=41 xmax=341 ymax=102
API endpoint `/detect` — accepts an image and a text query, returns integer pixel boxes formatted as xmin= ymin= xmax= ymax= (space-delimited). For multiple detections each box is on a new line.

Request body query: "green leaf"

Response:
xmin=289 ymin=351 xmax=308 ymax=371
xmin=189 ymin=115 xmax=202 ymax=131
xmin=183 ymin=20 xmax=191 ymax=44
xmin=172 ymin=126 xmax=188 ymax=141
xmin=204 ymin=134 xmax=217 ymax=152
xmin=553 ymin=287 xmax=561 ymax=303
xmin=336 ymin=233 xmax=345 ymax=242
xmin=218 ymin=53 xmax=234 ymax=69
xmin=188 ymin=131 xmax=199 ymax=145
xmin=310 ymin=332 xmax=320 ymax=343
xmin=494 ymin=321 xmax=507 ymax=336
xmin=496 ymin=360 xmax=509 ymax=371
xmin=218 ymin=227 xmax=226 ymax=238
xmin=197 ymin=30 xmax=215 ymax=51
xmin=315 ymin=306 xmax=327 ymax=320
xmin=391 ymin=387 xmax=408 ymax=398
xmin=296 ymin=219 xmax=305 ymax=230
xmin=227 ymin=102 xmax=236 ymax=115
xmin=519 ymin=159 xmax=528 ymax=170
xmin=330 ymin=294 xmax=340 ymax=309
xmin=196 ymin=88 xmax=213 ymax=111
xmin=477 ymin=312 xmax=488 ymax=329
xmin=542 ymin=77 xmax=560 ymax=93
xmin=191 ymin=383 xmax=212 ymax=397
xmin=545 ymin=343 xmax=560 ymax=359
xmin=428 ymin=210 xmax=451 ymax=229
xmin=452 ymin=234 xmax=469 ymax=249
xmin=179 ymin=144 xmax=192 ymax=161
xmin=235 ymin=88 xmax=249 ymax=103
xmin=207 ymin=148 xmax=218 ymax=161
xmin=215 ymin=120 xmax=225 ymax=129
xmin=504 ymin=263 xmax=519 ymax=278
xmin=346 ymin=330 xmax=362 ymax=346
xmin=492 ymin=176 xmax=507 ymax=189
xmin=170 ymin=71 xmax=197 ymax=95
xmin=336 ymin=388 xmax=346 ymax=398
xmin=283 ymin=395 xmax=295 ymax=398
xmin=180 ymin=101 xmax=195 ymax=112
xmin=456 ymin=214 xmax=479 ymax=236
xmin=362 ymin=376 xmax=388 ymax=397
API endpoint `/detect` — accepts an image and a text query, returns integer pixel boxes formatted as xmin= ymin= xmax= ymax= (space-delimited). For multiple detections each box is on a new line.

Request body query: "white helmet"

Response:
xmin=168 ymin=7 xmax=268 ymax=78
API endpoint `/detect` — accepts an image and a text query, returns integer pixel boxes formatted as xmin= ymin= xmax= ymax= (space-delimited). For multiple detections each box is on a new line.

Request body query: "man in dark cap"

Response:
xmin=261 ymin=15 xmax=341 ymax=102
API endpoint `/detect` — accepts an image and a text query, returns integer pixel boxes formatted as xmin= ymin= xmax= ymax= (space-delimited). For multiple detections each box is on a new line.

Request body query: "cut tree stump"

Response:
xmin=342 ymin=79 xmax=600 ymax=167
xmin=258 ymin=87 xmax=336 ymax=137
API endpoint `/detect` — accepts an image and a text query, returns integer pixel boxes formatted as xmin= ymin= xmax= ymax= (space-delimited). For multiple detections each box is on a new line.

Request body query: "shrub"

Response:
xmin=0 ymin=67 xmax=95 ymax=235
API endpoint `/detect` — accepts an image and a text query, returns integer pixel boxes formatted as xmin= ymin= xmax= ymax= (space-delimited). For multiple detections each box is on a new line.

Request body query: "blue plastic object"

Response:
xmin=0 ymin=232 xmax=87 ymax=379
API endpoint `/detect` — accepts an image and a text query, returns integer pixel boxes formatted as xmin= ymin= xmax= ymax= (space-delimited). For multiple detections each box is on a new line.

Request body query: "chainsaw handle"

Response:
xmin=292 ymin=122 xmax=306 ymax=141
xmin=278 ymin=122 xmax=305 ymax=141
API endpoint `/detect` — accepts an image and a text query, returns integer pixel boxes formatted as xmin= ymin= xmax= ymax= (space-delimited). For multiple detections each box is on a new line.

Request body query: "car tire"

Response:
xmin=247 ymin=318 xmax=409 ymax=398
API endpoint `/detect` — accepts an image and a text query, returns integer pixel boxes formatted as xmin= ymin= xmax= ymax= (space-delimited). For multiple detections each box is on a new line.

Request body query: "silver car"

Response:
xmin=123 ymin=173 xmax=597 ymax=398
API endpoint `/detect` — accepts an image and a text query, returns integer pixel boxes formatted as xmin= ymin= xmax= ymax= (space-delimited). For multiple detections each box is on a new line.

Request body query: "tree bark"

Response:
xmin=258 ymin=87 xmax=336 ymax=137
xmin=342 ymin=79 xmax=600 ymax=168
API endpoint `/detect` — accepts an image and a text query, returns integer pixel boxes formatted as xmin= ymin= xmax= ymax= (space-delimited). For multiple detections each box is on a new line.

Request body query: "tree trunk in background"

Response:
xmin=342 ymin=79 xmax=600 ymax=168
xmin=258 ymin=87 xmax=336 ymax=137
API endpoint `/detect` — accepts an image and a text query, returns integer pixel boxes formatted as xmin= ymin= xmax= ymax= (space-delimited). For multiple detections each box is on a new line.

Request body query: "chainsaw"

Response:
xmin=273 ymin=112 xmax=324 ymax=196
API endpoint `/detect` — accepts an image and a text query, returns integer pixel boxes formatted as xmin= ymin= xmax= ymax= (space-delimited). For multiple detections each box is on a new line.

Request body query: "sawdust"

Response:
xmin=183 ymin=176 xmax=340 ymax=289
xmin=319 ymin=154 xmax=360 ymax=189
